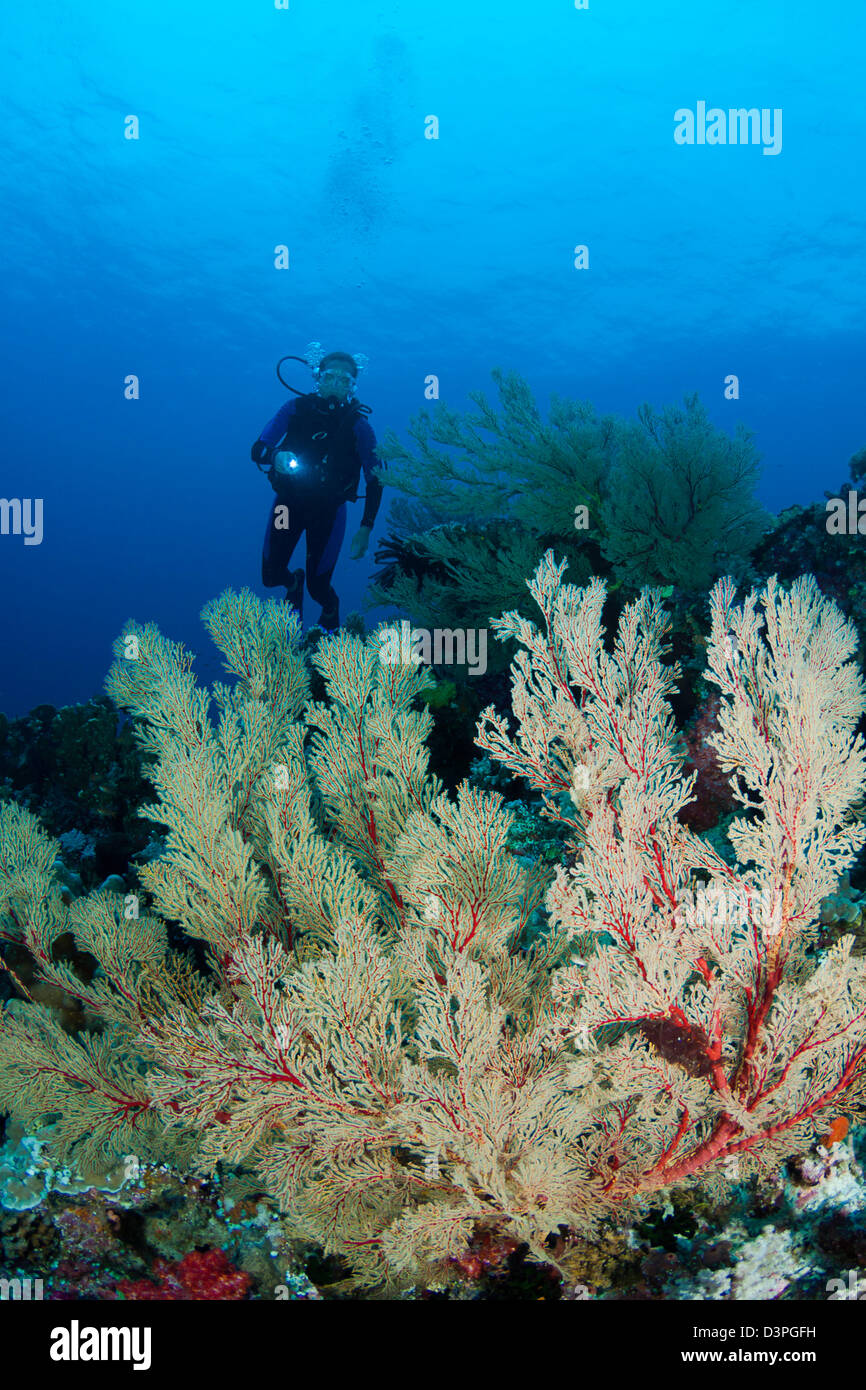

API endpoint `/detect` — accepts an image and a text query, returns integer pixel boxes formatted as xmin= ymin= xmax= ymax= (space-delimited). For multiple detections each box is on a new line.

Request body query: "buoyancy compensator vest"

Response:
xmin=273 ymin=393 xmax=367 ymax=504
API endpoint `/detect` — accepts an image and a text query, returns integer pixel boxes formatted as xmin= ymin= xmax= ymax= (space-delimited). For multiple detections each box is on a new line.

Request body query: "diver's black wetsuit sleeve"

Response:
xmin=251 ymin=398 xmax=298 ymax=483
xmin=356 ymin=417 xmax=383 ymax=529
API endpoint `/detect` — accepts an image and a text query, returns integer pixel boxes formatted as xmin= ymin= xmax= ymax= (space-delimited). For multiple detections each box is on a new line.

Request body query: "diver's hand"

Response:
xmin=349 ymin=526 xmax=371 ymax=560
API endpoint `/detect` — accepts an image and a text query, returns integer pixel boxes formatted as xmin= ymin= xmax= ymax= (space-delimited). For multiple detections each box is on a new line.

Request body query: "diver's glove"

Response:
xmin=349 ymin=526 xmax=371 ymax=560
xmin=251 ymin=439 xmax=269 ymax=467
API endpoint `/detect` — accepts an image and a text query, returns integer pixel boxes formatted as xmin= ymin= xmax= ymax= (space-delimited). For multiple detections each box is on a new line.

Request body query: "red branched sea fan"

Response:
xmin=4 ymin=562 xmax=866 ymax=1291
xmin=679 ymin=694 xmax=735 ymax=831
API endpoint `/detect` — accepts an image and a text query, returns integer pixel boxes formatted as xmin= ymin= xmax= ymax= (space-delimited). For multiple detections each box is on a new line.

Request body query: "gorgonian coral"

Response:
xmin=1 ymin=563 xmax=864 ymax=1290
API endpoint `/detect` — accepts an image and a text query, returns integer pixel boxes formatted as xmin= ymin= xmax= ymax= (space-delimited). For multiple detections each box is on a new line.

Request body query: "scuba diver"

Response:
xmin=250 ymin=344 xmax=383 ymax=631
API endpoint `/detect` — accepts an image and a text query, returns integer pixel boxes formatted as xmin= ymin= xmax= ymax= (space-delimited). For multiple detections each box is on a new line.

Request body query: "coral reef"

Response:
xmin=0 ymin=1119 xmax=297 ymax=1300
xmin=750 ymin=447 xmax=866 ymax=627
xmin=118 ymin=1247 xmax=252 ymax=1300
xmin=0 ymin=697 xmax=154 ymax=843
xmin=678 ymin=693 xmax=736 ymax=833
xmin=1 ymin=560 xmax=866 ymax=1296
xmin=370 ymin=374 xmax=768 ymax=647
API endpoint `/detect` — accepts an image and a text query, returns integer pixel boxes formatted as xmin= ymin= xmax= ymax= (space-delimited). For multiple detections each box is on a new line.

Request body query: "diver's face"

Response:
xmin=318 ymin=366 xmax=355 ymax=401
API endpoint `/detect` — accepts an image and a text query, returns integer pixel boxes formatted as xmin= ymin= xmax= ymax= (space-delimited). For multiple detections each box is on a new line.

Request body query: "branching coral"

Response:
xmin=479 ymin=556 xmax=866 ymax=1200
xmin=1 ymin=563 xmax=864 ymax=1291
xmin=600 ymin=396 xmax=766 ymax=588
xmin=371 ymin=372 xmax=768 ymax=640
xmin=0 ymin=800 xmax=194 ymax=1175
xmin=377 ymin=370 xmax=613 ymax=536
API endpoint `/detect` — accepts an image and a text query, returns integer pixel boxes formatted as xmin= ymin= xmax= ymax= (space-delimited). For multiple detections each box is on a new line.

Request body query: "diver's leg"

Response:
xmin=305 ymin=504 xmax=346 ymax=631
xmin=261 ymin=497 xmax=305 ymax=615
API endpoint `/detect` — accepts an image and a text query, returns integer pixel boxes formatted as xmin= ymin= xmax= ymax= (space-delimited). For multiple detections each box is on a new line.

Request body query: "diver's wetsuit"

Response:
xmin=252 ymin=392 xmax=382 ymax=630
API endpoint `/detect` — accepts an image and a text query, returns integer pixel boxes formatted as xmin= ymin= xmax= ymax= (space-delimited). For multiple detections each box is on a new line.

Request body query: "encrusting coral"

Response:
xmin=1 ymin=561 xmax=865 ymax=1291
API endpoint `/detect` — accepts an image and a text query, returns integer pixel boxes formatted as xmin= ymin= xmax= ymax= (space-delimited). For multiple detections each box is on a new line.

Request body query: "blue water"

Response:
xmin=1 ymin=0 xmax=864 ymax=716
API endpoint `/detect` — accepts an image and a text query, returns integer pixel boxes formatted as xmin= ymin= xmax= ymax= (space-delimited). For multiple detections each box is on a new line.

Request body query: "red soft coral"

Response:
xmin=118 ymin=1248 xmax=252 ymax=1301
